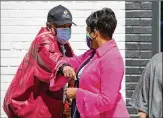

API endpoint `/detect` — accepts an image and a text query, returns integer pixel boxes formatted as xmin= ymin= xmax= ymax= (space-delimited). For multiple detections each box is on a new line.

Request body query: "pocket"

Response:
xmin=18 ymin=94 xmax=51 ymax=118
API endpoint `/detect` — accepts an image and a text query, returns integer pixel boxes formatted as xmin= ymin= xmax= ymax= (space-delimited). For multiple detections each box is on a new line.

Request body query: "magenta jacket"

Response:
xmin=3 ymin=27 xmax=74 ymax=118
xmin=50 ymin=40 xmax=129 ymax=118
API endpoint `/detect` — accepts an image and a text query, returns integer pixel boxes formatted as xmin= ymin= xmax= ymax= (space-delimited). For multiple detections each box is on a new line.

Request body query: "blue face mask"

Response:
xmin=86 ymin=33 xmax=93 ymax=48
xmin=56 ymin=28 xmax=71 ymax=44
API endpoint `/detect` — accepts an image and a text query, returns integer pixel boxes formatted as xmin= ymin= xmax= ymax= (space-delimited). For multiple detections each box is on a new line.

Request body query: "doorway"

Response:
xmin=161 ymin=1 xmax=163 ymax=52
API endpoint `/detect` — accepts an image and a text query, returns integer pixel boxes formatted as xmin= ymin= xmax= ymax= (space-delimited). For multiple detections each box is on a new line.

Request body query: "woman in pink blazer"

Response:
xmin=50 ymin=8 xmax=129 ymax=118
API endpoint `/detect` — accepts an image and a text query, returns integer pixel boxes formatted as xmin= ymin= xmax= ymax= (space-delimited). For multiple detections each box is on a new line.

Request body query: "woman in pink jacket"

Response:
xmin=50 ymin=8 xmax=129 ymax=118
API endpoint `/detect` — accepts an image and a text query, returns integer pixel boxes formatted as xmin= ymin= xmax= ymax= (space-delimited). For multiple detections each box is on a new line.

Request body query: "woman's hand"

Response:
xmin=138 ymin=111 xmax=148 ymax=118
xmin=65 ymin=88 xmax=78 ymax=99
xmin=63 ymin=66 xmax=76 ymax=80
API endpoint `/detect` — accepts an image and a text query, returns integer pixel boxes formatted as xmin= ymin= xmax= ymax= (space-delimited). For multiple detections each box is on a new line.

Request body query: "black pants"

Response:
xmin=71 ymin=99 xmax=80 ymax=118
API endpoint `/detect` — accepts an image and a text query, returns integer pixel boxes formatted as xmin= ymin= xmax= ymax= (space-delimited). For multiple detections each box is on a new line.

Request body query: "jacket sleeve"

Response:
xmin=129 ymin=61 xmax=151 ymax=114
xmin=34 ymin=35 xmax=64 ymax=83
xmin=49 ymin=50 xmax=91 ymax=91
xmin=76 ymin=57 xmax=124 ymax=117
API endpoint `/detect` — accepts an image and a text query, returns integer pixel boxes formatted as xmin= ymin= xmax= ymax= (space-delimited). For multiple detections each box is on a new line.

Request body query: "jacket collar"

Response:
xmin=96 ymin=39 xmax=117 ymax=57
xmin=37 ymin=27 xmax=74 ymax=56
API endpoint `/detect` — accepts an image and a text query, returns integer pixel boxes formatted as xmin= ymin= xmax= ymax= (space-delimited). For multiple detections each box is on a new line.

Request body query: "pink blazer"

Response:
xmin=50 ymin=40 xmax=129 ymax=118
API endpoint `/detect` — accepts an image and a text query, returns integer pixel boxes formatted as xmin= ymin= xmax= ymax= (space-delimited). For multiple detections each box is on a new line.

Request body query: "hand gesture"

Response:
xmin=65 ymin=88 xmax=78 ymax=99
xmin=63 ymin=66 xmax=76 ymax=80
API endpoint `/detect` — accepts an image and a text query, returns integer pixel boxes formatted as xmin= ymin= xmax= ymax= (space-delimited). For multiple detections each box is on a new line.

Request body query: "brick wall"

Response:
xmin=1 ymin=1 xmax=125 ymax=117
xmin=125 ymin=1 xmax=152 ymax=118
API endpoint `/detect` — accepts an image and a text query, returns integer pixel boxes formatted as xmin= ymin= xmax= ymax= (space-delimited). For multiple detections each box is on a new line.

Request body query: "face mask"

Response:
xmin=86 ymin=33 xmax=93 ymax=48
xmin=56 ymin=28 xmax=71 ymax=44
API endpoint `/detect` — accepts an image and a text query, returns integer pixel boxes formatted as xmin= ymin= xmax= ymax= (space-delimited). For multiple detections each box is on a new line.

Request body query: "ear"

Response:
xmin=47 ymin=23 xmax=57 ymax=36
xmin=94 ymin=29 xmax=99 ymax=38
xmin=46 ymin=22 xmax=51 ymax=29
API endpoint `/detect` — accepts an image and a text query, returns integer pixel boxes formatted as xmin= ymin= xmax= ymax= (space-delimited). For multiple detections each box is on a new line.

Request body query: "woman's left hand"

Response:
xmin=65 ymin=88 xmax=78 ymax=99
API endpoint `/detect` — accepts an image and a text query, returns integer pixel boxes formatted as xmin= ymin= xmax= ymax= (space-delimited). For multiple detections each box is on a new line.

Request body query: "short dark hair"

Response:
xmin=86 ymin=8 xmax=117 ymax=38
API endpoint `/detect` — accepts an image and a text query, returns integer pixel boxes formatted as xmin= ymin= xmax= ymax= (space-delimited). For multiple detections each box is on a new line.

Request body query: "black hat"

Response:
xmin=47 ymin=5 xmax=76 ymax=26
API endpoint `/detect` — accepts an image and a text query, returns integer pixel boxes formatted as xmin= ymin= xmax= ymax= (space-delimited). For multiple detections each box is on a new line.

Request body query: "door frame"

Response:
xmin=152 ymin=1 xmax=161 ymax=55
